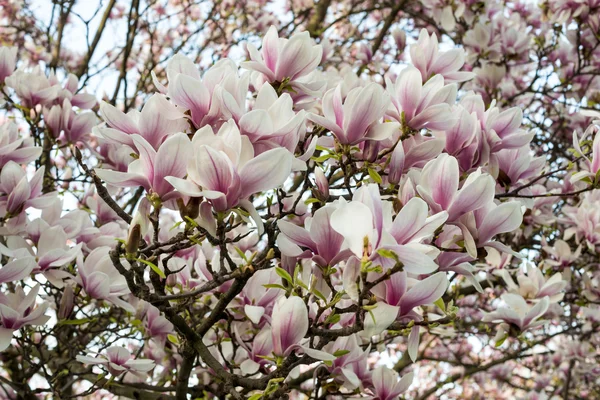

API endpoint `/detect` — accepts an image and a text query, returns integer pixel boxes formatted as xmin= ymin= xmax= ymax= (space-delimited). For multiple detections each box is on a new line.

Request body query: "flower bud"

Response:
xmin=392 ymin=29 xmax=406 ymax=52
xmin=58 ymin=285 xmax=75 ymax=320
xmin=126 ymin=224 xmax=141 ymax=256
xmin=314 ymin=167 xmax=329 ymax=200
xmin=388 ymin=141 xmax=405 ymax=185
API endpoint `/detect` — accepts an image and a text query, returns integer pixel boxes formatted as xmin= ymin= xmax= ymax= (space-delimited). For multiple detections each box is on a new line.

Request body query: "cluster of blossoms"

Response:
xmin=1 ymin=0 xmax=600 ymax=398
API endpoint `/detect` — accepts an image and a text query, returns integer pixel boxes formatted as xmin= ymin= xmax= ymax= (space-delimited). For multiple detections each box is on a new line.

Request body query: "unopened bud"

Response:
xmin=126 ymin=224 xmax=141 ymax=256
xmin=186 ymin=197 xmax=201 ymax=219
xmin=392 ymin=29 xmax=406 ymax=51
xmin=314 ymin=167 xmax=329 ymax=200
xmin=388 ymin=141 xmax=405 ymax=185
xmin=362 ymin=140 xmax=379 ymax=163
xmin=58 ymin=285 xmax=75 ymax=319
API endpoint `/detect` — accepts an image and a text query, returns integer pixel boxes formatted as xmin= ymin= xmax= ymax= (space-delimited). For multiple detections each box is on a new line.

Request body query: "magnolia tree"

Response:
xmin=1 ymin=0 xmax=600 ymax=399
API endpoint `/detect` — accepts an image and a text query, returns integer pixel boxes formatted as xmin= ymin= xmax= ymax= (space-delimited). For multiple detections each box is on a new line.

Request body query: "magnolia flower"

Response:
xmin=308 ymin=83 xmax=399 ymax=145
xmin=0 ymin=162 xmax=55 ymax=217
xmin=417 ymin=153 xmax=496 ymax=221
xmin=270 ymin=296 xmax=333 ymax=361
xmin=77 ymin=346 xmax=155 ymax=378
xmin=366 ymin=271 xmax=449 ymax=360
xmin=410 ymin=29 xmax=475 ymax=83
xmin=165 ymin=120 xmax=293 ymax=223
xmin=541 ymin=239 xmax=580 ymax=269
xmin=242 ymin=26 xmax=322 ymax=84
xmin=271 ymin=295 xmax=308 ymax=356
xmin=330 ymin=185 xmax=442 ymax=274
xmin=0 ymin=257 xmax=37 ymax=284
xmin=153 ymin=54 xmax=246 ymax=128
xmin=491 ymin=145 xmax=545 ymax=186
xmin=563 ymin=190 xmax=600 ymax=250
xmin=5 ymin=67 xmax=59 ymax=107
xmin=0 ymin=47 xmax=17 ymax=82
xmin=0 ymin=285 xmax=49 ymax=351
xmin=277 ymin=203 xmax=354 ymax=267
xmin=471 ymin=200 xmax=524 ymax=254
xmin=369 ymin=367 xmax=413 ymax=400
xmin=238 ymin=83 xmax=306 ymax=155
xmin=323 ymin=334 xmax=370 ymax=389
xmin=143 ymin=304 xmax=174 ymax=343
xmin=0 ymin=121 xmax=41 ymax=168
xmin=97 ymin=94 xmax=188 ymax=150
xmin=572 ymin=126 xmax=600 ymax=182
xmin=241 ymin=269 xmax=282 ymax=324
xmin=483 ymin=294 xmax=550 ymax=331
xmin=56 ymin=73 xmax=97 ymax=110
xmin=74 ymin=247 xmax=134 ymax=312
xmin=21 ymin=225 xmax=81 ymax=279
xmin=483 ymin=103 xmax=533 ymax=151
xmin=238 ymin=327 xmax=274 ymax=375
xmin=498 ymin=265 xmax=566 ymax=303
xmin=95 ymin=132 xmax=191 ymax=200
xmin=436 ymin=105 xmax=479 ymax=171
xmin=43 ymin=98 xmax=97 ymax=144
xmin=386 ymin=66 xmax=457 ymax=131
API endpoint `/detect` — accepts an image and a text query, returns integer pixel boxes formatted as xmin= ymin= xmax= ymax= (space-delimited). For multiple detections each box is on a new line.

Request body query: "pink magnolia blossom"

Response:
xmin=410 ymin=29 xmax=475 ymax=83
xmin=0 ymin=256 xmax=36 ymax=284
xmin=330 ymin=185 xmax=443 ymax=274
xmin=369 ymin=367 xmax=413 ymax=400
xmin=153 ymin=54 xmax=246 ymax=128
xmin=0 ymin=285 xmax=49 ymax=351
xmin=238 ymin=83 xmax=306 ymax=156
xmin=277 ymin=203 xmax=354 ymax=267
xmin=416 ymin=153 xmax=496 ymax=222
xmin=5 ymin=67 xmax=59 ymax=107
xmin=498 ymin=265 xmax=567 ymax=303
xmin=0 ymin=46 xmax=17 ymax=82
xmin=43 ymin=98 xmax=97 ymax=144
xmin=95 ymin=132 xmax=191 ymax=200
xmin=165 ymin=120 xmax=293 ymax=215
xmin=386 ymin=67 xmax=458 ymax=131
xmin=323 ymin=334 xmax=370 ymax=389
xmin=76 ymin=346 xmax=155 ymax=378
xmin=143 ymin=303 xmax=174 ymax=344
xmin=0 ymin=121 xmax=41 ymax=167
xmin=74 ymin=247 xmax=133 ymax=312
xmin=271 ymin=295 xmax=308 ymax=357
xmin=242 ymin=26 xmax=323 ymax=85
xmin=270 ymin=295 xmax=333 ymax=361
xmin=483 ymin=294 xmax=550 ymax=331
xmin=0 ymin=162 xmax=54 ymax=217
xmin=97 ymin=94 xmax=188 ymax=150
xmin=308 ymin=83 xmax=399 ymax=145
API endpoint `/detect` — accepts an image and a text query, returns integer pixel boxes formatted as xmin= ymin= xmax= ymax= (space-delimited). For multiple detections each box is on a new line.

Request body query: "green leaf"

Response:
xmin=434 ymin=298 xmax=446 ymax=314
xmin=495 ymin=334 xmax=508 ymax=348
xmin=184 ymin=216 xmax=198 ymax=227
xmin=137 ymin=258 xmax=166 ymax=279
xmin=248 ymin=394 xmax=263 ymax=400
xmin=263 ymin=284 xmax=286 ymax=290
xmin=333 ymin=349 xmax=351 ymax=357
xmin=368 ymin=167 xmax=382 ymax=184
xmin=167 ymin=334 xmax=180 ymax=345
xmin=234 ymin=247 xmax=248 ymax=262
xmin=275 ymin=267 xmax=293 ymax=285
xmin=170 ymin=220 xmax=183 ymax=231
xmin=376 ymin=248 xmax=398 ymax=260
xmin=324 ymin=313 xmax=340 ymax=325
xmin=313 ymin=154 xmax=332 ymax=163
xmin=58 ymin=318 xmax=95 ymax=326
xmin=312 ymin=287 xmax=328 ymax=303
xmin=304 ymin=198 xmax=321 ymax=205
